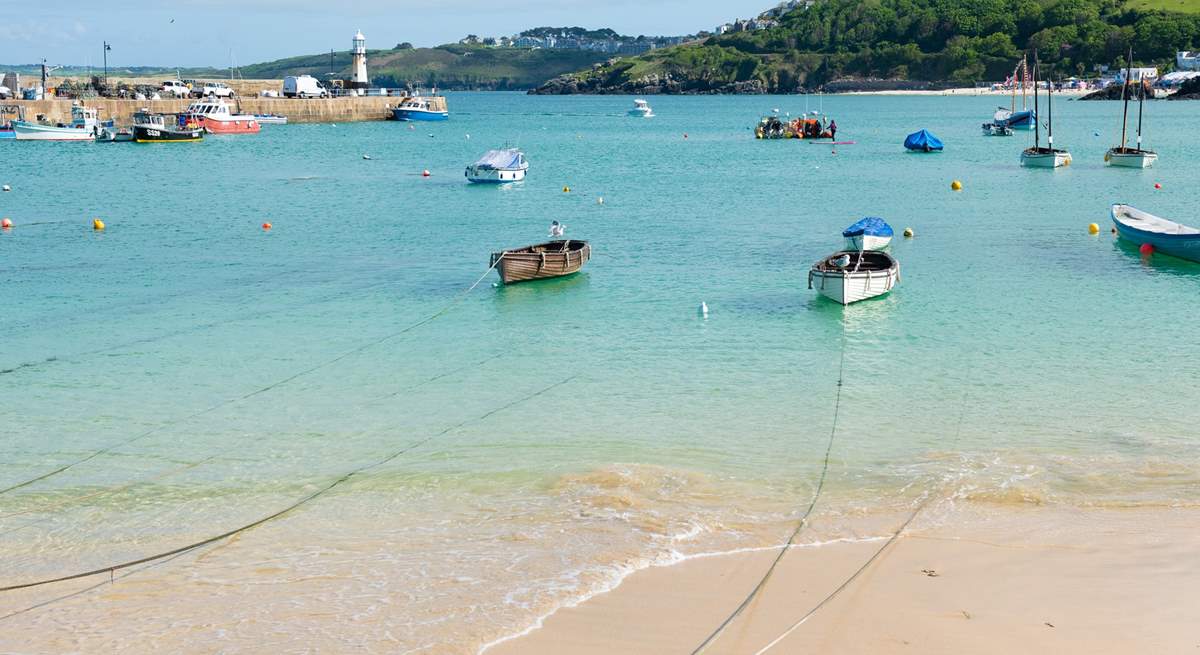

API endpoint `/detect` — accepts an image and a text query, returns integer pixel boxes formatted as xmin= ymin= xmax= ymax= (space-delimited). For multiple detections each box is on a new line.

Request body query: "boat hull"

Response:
xmin=491 ymin=240 xmax=590 ymax=284
xmin=12 ymin=121 xmax=95 ymax=141
xmin=844 ymin=235 xmax=892 ymax=251
xmin=999 ymin=110 xmax=1036 ymax=130
xmin=0 ymin=129 xmax=13 ymax=140
xmin=1111 ymin=204 xmax=1200 ymax=263
xmin=808 ymin=252 xmax=900 ymax=305
xmin=199 ymin=117 xmax=260 ymax=134
xmin=1021 ymin=149 xmax=1071 ymax=168
xmin=1106 ymin=149 xmax=1157 ymax=168
xmin=133 ymin=124 xmax=204 ymax=143
xmin=466 ymin=166 xmax=526 ymax=183
xmin=253 ymin=115 xmax=288 ymax=125
xmin=392 ymin=109 xmax=448 ymax=121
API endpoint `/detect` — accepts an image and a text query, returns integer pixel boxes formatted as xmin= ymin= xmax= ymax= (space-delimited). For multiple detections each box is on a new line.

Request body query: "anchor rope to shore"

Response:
xmin=750 ymin=386 xmax=974 ymax=654
xmin=688 ymin=326 xmax=849 ymax=655
xmin=0 ymin=369 xmax=571 ymax=596
xmin=0 ymin=256 xmax=504 ymax=499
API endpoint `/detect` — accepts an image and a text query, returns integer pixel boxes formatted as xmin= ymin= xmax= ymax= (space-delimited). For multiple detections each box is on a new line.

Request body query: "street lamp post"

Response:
xmin=103 ymin=41 xmax=111 ymax=90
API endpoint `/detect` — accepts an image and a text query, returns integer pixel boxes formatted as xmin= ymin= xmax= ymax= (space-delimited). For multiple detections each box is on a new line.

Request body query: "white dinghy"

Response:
xmin=808 ymin=251 xmax=900 ymax=305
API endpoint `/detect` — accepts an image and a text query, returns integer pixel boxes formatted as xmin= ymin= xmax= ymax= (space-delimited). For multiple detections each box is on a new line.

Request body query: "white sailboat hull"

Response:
xmin=1106 ymin=150 xmax=1157 ymax=168
xmin=12 ymin=121 xmax=96 ymax=141
xmin=843 ymin=234 xmax=892 ymax=251
xmin=465 ymin=165 xmax=527 ymax=183
xmin=1021 ymin=150 xmax=1071 ymax=168
xmin=808 ymin=265 xmax=899 ymax=305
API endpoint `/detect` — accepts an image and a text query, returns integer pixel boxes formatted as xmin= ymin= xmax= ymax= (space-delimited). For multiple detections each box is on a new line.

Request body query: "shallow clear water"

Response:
xmin=1 ymin=92 xmax=1198 ymax=651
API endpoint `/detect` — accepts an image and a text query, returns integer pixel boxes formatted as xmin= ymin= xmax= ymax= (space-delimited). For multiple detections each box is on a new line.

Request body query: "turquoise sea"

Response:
xmin=1 ymin=92 xmax=1198 ymax=652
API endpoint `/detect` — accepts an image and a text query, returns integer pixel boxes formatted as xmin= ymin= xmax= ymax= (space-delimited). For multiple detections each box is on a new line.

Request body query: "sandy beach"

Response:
xmin=486 ymin=507 xmax=1200 ymax=654
xmin=840 ymin=87 xmax=1094 ymax=97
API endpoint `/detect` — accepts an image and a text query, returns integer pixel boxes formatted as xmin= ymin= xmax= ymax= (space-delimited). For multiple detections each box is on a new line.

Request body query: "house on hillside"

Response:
xmin=1179 ymin=51 xmax=1200 ymax=71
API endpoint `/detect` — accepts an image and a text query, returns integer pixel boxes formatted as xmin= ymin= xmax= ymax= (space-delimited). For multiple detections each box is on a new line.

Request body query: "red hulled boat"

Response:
xmin=185 ymin=99 xmax=261 ymax=134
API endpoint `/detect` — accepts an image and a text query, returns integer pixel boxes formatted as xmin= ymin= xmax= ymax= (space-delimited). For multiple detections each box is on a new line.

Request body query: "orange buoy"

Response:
xmin=262 ymin=222 xmax=272 ymax=230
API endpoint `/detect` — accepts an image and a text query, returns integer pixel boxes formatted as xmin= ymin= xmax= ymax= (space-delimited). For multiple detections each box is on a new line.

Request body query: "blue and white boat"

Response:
xmin=13 ymin=104 xmax=101 ymax=141
xmin=392 ymin=95 xmax=448 ymax=121
xmin=1111 ymin=204 xmax=1200 ymax=263
xmin=995 ymin=108 xmax=1036 ymax=130
xmin=465 ymin=148 xmax=528 ymax=184
xmin=904 ymin=129 xmax=943 ymax=152
xmin=842 ymin=217 xmax=894 ymax=251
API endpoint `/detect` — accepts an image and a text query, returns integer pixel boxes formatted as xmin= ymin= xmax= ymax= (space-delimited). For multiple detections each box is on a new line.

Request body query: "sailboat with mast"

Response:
xmin=993 ymin=56 xmax=1036 ymax=131
xmin=1105 ymin=48 xmax=1158 ymax=168
xmin=1020 ymin=52 xmax=1071 ymax=169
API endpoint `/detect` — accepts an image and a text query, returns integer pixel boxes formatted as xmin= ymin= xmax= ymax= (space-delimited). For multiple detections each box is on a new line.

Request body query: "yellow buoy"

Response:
xmin=563 ymin=186 xmax=570 ymax=193
xmin=92 ymin=218 xmax=105 ymax=231
xmin=903 ymin=227 xmax=914 ymax=238
xmin=951 ymin=180 xmax=963 ymax=191
xmin=1088 ymin=223 xmax=1100 ymax=234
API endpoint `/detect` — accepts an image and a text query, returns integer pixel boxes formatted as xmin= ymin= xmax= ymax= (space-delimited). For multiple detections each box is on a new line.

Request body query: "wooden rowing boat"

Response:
xmin=808 ymin=250 xmax=899 ymax=305
xmin=490 ymin=240 xmax=591 ymax=284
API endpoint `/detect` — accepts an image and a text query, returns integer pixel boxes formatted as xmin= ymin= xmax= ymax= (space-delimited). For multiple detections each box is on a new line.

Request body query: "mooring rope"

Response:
xmin=0 ymin=256 xmax=504 ymax=498
xmin=750 ymin=386 xmax=974 ymax=654
xmin=688 ymin=326 xmax=849 ymax=655
xmin=0 ymin=369 xmax=570 ymax=595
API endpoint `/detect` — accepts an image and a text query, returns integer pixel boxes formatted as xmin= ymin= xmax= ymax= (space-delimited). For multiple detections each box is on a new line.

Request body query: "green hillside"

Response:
xmin=240 ymin=44 xmax=611 ymax=90
xmin=536 ymin=0 xmax=1200 ymax=93
xmin=1126 ymin=0 xmax=1200 ymax=12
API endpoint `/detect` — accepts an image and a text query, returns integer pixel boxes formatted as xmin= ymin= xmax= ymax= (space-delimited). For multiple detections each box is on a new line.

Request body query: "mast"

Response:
xmin=1032 ymin=52 xmax=1040 ymax=149
xmin=1047 ymin=69 xmax=1054 ymax=149
xmin=1136 ymin=67 xmax=1145 ymax=150
xmin=1022 ymin=56 xmax=1028 ymax=110
xmin=1120 ymin=47 xmax=1132 ymax=150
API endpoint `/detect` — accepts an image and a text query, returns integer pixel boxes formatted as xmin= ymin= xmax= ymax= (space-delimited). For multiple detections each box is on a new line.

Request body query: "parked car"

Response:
xmin=191 ymin=82 xmax=236 ymax=98
xmin=282 ymin=75 xmax=329 ymax=99
xmin=161 ymin=80 xmax=190 ymax=97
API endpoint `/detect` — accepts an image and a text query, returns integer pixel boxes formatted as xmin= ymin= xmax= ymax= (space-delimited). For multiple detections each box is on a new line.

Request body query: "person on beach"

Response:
xmin=829 ymin=119 xmax=838 ymax=140
xmin=549 ymin=221 xmax=565 ymax=237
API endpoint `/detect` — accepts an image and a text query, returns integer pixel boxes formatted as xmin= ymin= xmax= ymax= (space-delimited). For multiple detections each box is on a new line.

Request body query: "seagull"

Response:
xmin=832 ymin=254 xmax=852 ymax=268
xmin=549 ymin=221 xmax=565 ymax=237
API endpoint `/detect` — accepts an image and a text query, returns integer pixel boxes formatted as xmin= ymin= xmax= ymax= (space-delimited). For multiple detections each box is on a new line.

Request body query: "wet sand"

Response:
xmin=486 ymin=507 xmax=1199 ymax=654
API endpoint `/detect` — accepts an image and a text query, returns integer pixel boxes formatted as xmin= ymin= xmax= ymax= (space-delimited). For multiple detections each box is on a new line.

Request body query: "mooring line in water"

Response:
xmin=0 ymin=258 xmax=505 ymax=499
xmin=688 ymin=327 xmax=849 ymax=655
xmin=0 ymin=351 xmax=506 ymax=525
xmin=749 ymin=384 xmax=975 ymax=653
xmin=0 ymin=371 xmax=572 ymax=595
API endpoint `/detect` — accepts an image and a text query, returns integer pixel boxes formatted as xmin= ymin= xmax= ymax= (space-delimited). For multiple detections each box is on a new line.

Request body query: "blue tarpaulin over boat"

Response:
xmin=842 ymin=217 xmax=894 ymax=238
xmin=904 ymin=129 xmax=944 ymax=152
xmin=472 ymin=149 xmax=525 ymax=170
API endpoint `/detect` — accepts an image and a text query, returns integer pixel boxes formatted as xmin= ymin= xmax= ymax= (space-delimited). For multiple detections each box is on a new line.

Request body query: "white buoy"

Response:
xmin=597 ymin=197 xmax=604 ymax=205
xmin=1 ymin=185 xmax=9 ymax=192
xmin=465 ymin=134 xmax=471 ymax=140
xmin=699 ymin=301 xmax=709 ymax=318
xmin=362 ymin=154 xmax=372 ymax=160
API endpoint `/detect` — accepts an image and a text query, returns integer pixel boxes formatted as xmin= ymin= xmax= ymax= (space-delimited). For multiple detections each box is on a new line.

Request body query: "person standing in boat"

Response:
xmin=829 ymin=118 xmax=838 ymax=140
xmin=549 ymin=221 xmax=565 ymax=237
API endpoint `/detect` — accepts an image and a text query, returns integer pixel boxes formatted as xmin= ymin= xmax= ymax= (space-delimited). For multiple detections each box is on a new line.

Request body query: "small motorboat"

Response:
xmin=13 ymin=104 xmax=101 ymax=141
xmin=982 ymin=122 xmax=1013 ymax=136
xmin=465 ymin=148 xmax=528 ymax=184
xmin=904 ymin=129 xmax=943 ymax=152
xmin=808 ymin=251 xmax=899 ymax=305
xmin=628 ymin=99 xmax=654 ymax=118
xmin=392 ymin=95 xmax=449 ymax=121
xmin=490 ymin=240 xmax=591 ymax=284
xmin=842 ymin=217 xmax=894 ymax=251
xmin=185 ymin=99 xmax=260 ymax=134
xmin=97 ymin=126 xmax=135 ymax=142
xmin=253 ymin=114 xmax=288 ymax=125
xmin=132 ymin=110 xmax=204 ymax=143
xmin=1111 ymin=204 xmax=1200 ymax=263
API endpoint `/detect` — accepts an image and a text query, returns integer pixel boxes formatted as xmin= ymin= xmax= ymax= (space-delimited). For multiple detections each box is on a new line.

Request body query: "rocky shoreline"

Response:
xmin=530 ymin=74 xmax=973 ymax=95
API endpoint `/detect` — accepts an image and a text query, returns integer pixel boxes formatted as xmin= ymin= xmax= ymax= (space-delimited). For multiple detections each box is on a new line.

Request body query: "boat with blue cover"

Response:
xmin=904 ymin=129 xmax=943 ymax=152
xmin=392 ymin=95 xmax=449 ymax=121
xmin=843 ymin=217 xmax=894 ymax=251
xmin=465 ymin=148 xmax=528 ymax=183
xmin=1111 ymin=204 xmax=1200 ymax=263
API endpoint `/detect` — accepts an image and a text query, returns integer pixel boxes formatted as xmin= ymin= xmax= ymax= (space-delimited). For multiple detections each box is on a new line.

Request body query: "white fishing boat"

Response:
xmin=628 ymin=99 xmax=654 ymax=118
xmin=12 ymin=104 xmax=100 ymax=141
xmin=1105 ymin=48 xmax=1157 ymax=169
xmin=808 ymin=251 xmax=900 ymax=305
xmin=465 ymin=148 xmax=528 ymax=184
xmin=1020 ymin=51 xmax=1071 ymax=169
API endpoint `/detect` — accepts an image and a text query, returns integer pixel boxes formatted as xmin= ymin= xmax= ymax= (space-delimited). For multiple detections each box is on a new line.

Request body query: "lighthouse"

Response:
xmin=351 ymin=30 xmax=369 ymax=87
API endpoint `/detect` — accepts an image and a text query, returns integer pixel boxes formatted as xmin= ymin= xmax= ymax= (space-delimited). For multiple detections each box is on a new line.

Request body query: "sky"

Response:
xmin=0 ymin=0 xmax=770 ymax=68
